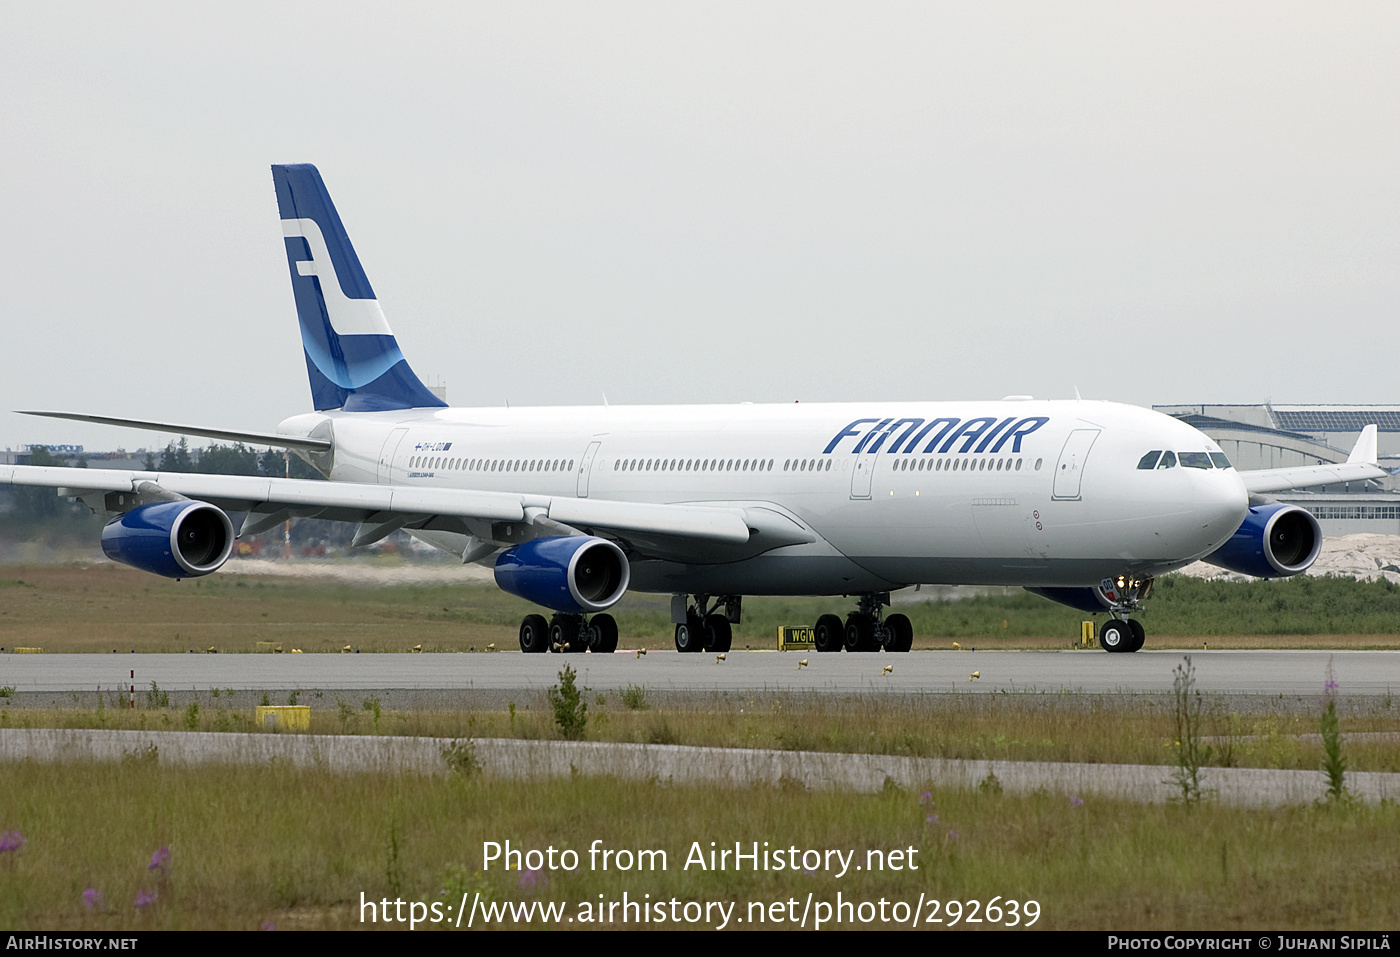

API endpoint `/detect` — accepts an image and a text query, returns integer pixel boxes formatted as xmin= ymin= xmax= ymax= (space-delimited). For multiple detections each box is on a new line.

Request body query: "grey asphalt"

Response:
xmin=2 ymin=648 xmax=1397 ymax=697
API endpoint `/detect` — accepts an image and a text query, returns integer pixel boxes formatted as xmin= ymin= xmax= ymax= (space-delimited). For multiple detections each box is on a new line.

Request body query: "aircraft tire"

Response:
xmin=1099 ymin=619 xmax=1131 ymax=653
xmin=703 ymin=614 xmax=732 ymax=653
xmin=814 ymin=614 xmax=843 ymax=652
xmin=1126 ymin=618 xmax=1146 ymax=653
xmin=885 ymin=613 xmax=914 ymax=653
xmin=590 ymin=613 xmax=619 ymax=653
xmin=674 ymin=618 xmax=705 ymax=653
xmin=551 ymin=616 xmax=584 ymax=653
xmin=845 ymin=614 xmax=878 ymax=652
xmin=519 ymin=615 xmax=550 ymax=654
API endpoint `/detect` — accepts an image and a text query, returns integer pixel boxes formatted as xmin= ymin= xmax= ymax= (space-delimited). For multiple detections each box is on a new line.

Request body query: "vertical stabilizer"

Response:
xmin=272 ymin=164 xmax=446 ymax=412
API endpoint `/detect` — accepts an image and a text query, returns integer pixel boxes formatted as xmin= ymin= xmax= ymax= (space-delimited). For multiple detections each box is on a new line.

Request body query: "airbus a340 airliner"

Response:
xmin=4 ymin=166 xmax=1385 ymax=654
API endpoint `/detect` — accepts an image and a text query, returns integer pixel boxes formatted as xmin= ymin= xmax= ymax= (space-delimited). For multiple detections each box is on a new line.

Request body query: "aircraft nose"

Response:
xmin=1194 ymin=472 xmax=1249 ymax=543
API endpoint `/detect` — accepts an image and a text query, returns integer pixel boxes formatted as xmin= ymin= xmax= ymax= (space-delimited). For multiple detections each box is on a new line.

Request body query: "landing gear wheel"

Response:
xmin=703 ymin=614 xmax=732 ymax=653
xmin=1126 ymin=618 xmax=1145 ymax=653
xmin=674 ymin=615 xmax=706 ymax=653
xmin=551 ymin=616 xmax=583 ymax=653
xmin=814 ymin=614 xmax=844 ymax=653
xmin=519 ymin=614 xmax=550 ymax=654
xmin=589 ymin=613 xmax=619 ymax=654
xmin=884 ymin=613 xmax=914 ymax=653
xmin=845 ymin=614 xmax=878 ymax=652
xmin=1099 ymin=619 xmax=1131 ymax=653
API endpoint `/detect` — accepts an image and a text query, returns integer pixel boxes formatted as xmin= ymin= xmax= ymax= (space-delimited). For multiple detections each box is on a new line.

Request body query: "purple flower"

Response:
xmin=134 ymin=891 xmax=157 ymax=910
xmin=919 ymin=791 xmax=933 ymax=806
xmin=947 ymin=830 xmax=960 ymax=841
xmin=1070 ymin=796 xmax=1084 ymax=808
xmin=260 ymin=921 xmax=276 ymax=931
xmin=925 ymin=813 xmax=939 ymax=825
xmin=0 ymin=831 xmax=26 ymax=853
xmin=518 ymin=868 xmax=547 ymax=889
xmin=148 ymin=846 xmax=170 ymax=871
xmin=83 ymin=888 xmax=103 ymax=910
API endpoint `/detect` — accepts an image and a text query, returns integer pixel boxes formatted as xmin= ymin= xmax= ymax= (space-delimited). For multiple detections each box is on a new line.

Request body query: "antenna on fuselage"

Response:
xmin=1074 ymin=386 xmax=1083 ymax=400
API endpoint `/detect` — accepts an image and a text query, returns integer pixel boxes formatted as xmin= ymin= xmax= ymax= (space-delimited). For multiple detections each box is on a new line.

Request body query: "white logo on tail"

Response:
xmin=281 ymin=218 xmax=394 ymax=337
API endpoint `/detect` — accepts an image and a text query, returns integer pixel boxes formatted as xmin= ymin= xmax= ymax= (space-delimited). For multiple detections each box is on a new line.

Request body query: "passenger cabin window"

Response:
xmin=1156 ymin=451 xmax=1177 ymax=469
xmin=1138 ymin=451 xmax=1162 ymax=470
xmin=1179 ymin=452 xmax=1213 ymax=469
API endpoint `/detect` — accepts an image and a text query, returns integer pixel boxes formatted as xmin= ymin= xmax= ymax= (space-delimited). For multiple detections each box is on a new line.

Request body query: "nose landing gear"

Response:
xmin=1097 ymin=576 xmax=1151 ymax=653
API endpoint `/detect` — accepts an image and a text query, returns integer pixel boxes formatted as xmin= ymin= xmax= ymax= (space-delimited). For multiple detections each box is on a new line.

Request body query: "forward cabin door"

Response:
xmin=1052 ymin=429 xmax=1099 ymax=500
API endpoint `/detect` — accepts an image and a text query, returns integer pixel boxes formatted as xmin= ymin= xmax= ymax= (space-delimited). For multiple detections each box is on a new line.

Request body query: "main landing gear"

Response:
xmin=671 ymin=595 xmax=737 ymax=653
xmin=518 ymin=612 xmax=619 ymax=654
xmin=1097 ymin=576 xmax=1152 ymax=653
xmin=813 ymin=593 xmax=912 ymax=653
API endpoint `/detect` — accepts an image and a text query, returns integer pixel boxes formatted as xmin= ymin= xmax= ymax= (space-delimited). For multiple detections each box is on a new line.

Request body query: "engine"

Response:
xmin=493 ymin=536 xmax=630 ymax=614
xmin=101 ymin=501 xmax=235 ymax=579
xmin=1202 ymin=503 xmax=1322 ymax=578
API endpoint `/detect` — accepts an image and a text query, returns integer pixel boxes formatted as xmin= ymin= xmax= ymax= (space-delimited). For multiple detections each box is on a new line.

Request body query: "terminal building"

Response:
xmin=1154 ymin=404 xmax=1400 ymax=535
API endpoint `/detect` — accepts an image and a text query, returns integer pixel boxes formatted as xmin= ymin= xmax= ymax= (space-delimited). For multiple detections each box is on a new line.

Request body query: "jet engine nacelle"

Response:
xmin=493 ymin=536 xmax=631 ymax=614
xmin=1202 ymin=503 xmax=1322 ymax=579
xmin=101 ymin=501 xmax=235 ymax=579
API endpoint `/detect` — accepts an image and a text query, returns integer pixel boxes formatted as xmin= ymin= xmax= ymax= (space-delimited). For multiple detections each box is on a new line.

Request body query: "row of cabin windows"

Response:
xmin=410 ymin=456 xmax=575 ymax=473
xmin=616 ymin=457 xmax=775 ymax=472
xmin=1136 ymin=451 xmax=1233 ymax=471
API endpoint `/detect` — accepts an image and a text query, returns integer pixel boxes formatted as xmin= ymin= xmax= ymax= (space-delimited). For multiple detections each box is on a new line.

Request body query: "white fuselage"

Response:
xmin=281 ymin=399 xmax=1249 ymax=596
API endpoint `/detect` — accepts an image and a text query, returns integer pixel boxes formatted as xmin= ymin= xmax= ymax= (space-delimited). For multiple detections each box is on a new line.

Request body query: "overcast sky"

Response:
xmin=1 ymin=2 xmax=1396 ymax=453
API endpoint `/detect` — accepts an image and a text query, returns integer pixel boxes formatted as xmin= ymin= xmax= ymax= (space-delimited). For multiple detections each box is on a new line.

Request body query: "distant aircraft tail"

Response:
xmin=271 ymin=164 xmax=446 ymax=412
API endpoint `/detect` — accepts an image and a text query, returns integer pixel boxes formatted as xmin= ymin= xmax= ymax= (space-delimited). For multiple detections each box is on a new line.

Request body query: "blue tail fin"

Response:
xmin=272 ymin=164 xmax=446 ymax=412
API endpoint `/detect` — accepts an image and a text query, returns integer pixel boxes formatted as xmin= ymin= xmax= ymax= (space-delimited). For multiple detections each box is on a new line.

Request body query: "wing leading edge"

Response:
xmin=1240 ymin=425 xmax=1386 ymax=494
xmin=0 ymin=465 xmax=816 ymax=561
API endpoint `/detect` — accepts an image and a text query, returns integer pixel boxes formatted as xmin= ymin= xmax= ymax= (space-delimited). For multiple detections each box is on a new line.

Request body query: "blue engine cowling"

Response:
xmin=101 ymin=501 xmax=235 ymax=579
xmin=494 ymin=536 xmax=630 ymax=614
xmin=1202 ymin=503 xmax=1322 ymax=578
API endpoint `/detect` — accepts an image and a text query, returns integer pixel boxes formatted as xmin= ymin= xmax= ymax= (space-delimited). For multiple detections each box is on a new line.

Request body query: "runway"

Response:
xmin=3 ymin=648 xmax=1397 ymax=697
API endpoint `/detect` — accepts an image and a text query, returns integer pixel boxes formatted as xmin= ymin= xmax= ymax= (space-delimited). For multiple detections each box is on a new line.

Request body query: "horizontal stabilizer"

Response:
xmin=18 ymin=411 xmax=331 ymax=453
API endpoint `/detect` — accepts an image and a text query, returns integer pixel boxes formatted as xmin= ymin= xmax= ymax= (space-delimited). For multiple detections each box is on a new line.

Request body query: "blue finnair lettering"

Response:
xmin=823 ymin=415 xmax=1049 ymax=454
xmin=851 ymin=418 xmax=894 ymax=453
xmin=823 ymin=419 xmax=880 ymax=454
xmin=990 ymin=417 xmax=1049 ymax=453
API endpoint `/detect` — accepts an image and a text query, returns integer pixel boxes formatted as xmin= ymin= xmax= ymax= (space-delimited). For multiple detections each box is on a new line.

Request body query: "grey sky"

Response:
xmin=1 ymin=2 xmax=1396 ymax=454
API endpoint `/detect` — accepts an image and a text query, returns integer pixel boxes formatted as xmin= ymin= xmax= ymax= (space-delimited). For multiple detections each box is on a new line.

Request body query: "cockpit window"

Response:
xmin=1156 ymin=451 xmax=1177 ymax=469
xmin=1208 ymin=452 xmax=1232 ymax=469
xmin=1179 ymin=452 xmax=1213 ymax=469
xmin=1137 ymin=451 xmax=1162 ymax=470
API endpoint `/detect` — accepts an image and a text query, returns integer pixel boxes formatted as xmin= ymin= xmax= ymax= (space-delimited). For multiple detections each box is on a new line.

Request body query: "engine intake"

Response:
xmin=494 ymin=536 xmax=630 ymax=614
xmin=1203 ymin=503 xmax=1322 ymax=578
xmin=101 ymin=501 xmax=235 ymax=579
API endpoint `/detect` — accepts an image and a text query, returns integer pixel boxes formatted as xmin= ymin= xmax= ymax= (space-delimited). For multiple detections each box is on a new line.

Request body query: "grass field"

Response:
xmin=1 ymin=760 xmax=1397 ymax=931
xmin=0 ymin=562 xmax=1398 ymax=654
xmin=5 ymin=692 xmax=1399 ymax=772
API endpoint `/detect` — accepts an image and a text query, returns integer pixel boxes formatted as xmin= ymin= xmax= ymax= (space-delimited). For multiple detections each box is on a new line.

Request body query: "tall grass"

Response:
xmin=1 ymin=760 xmax=1397 ymax=930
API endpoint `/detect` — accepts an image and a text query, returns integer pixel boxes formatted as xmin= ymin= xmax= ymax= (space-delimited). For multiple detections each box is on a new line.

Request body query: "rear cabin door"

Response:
xmin=377 ymin=428 xmax=409 ymax=484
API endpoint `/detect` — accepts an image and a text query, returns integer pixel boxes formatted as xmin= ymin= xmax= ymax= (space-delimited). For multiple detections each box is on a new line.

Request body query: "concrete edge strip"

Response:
xmin=2 ymin=729 xmax=1396 ymax=808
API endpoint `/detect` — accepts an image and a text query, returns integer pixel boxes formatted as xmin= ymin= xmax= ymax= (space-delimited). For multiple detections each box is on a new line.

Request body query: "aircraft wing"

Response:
xmin=0 ymin=465 xmax=814 ymax=560
xmin=1240 ymin=424 xmax=1387 ymax=494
